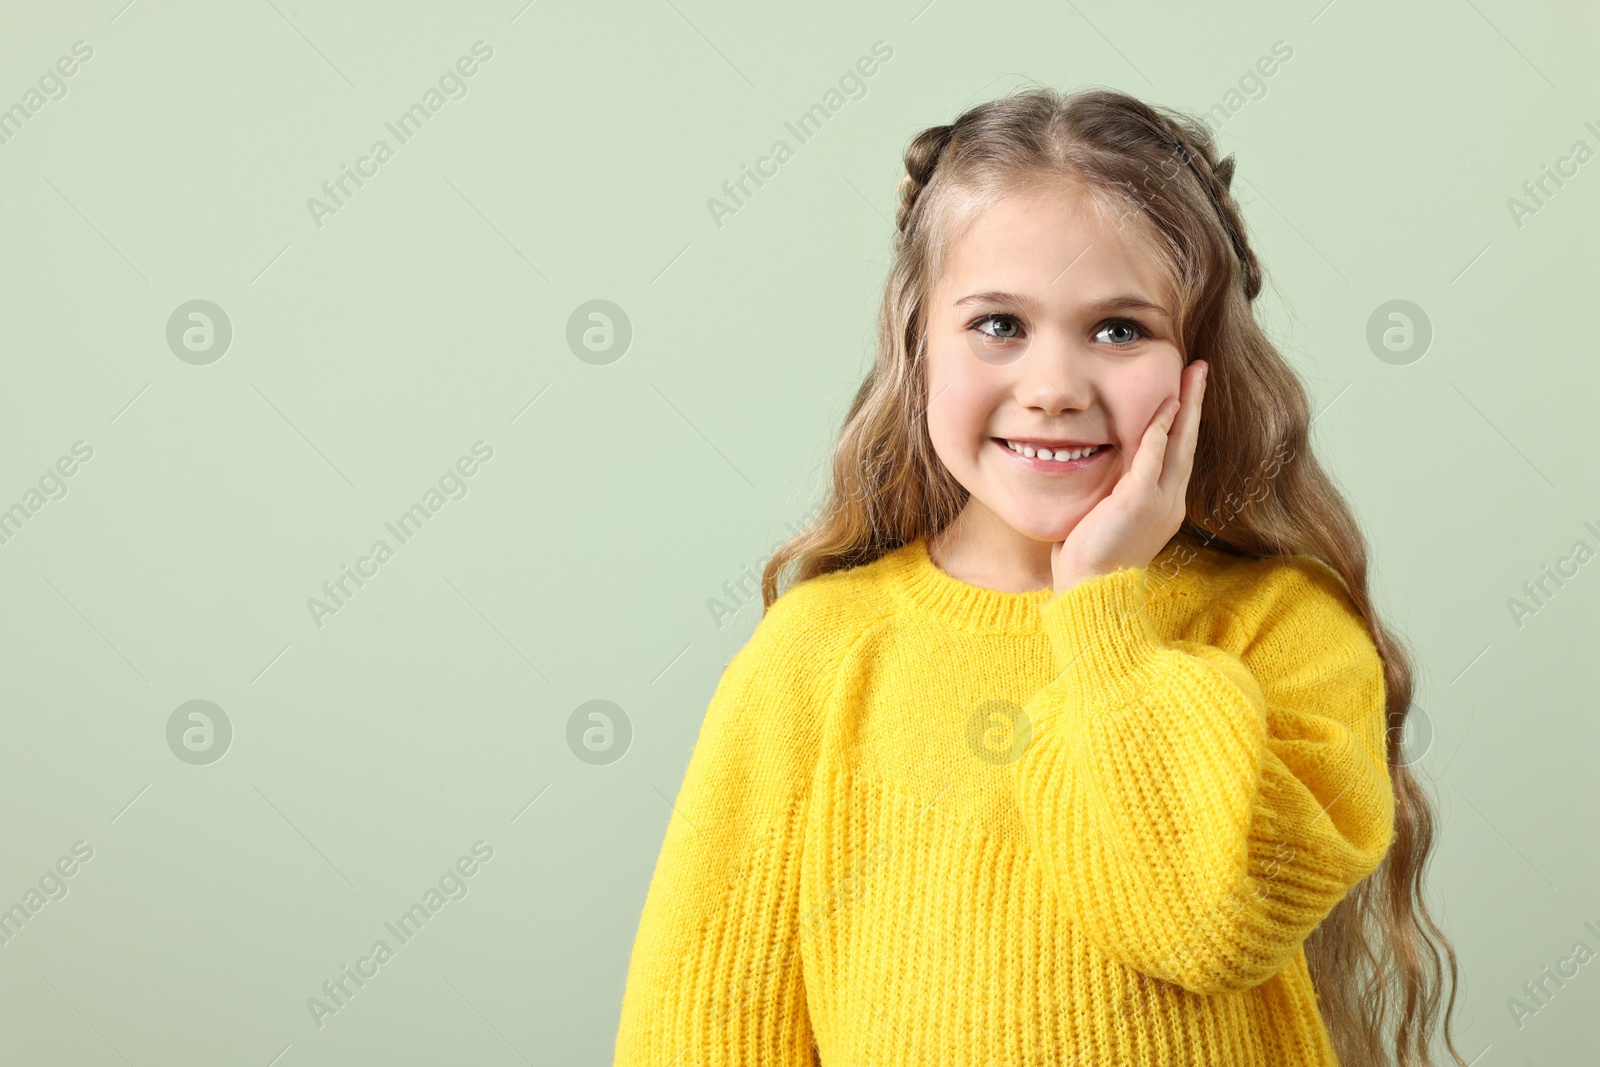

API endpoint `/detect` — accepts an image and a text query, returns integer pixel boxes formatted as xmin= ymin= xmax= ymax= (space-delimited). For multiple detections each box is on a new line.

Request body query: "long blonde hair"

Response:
xmin=759 ymin=85 xmax=1467 ymax=1067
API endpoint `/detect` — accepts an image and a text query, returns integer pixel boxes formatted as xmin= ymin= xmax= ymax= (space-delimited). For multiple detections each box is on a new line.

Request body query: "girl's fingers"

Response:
xmin=1159 ymin=361 xmax=1207 ymax=497
xmin=1127 ymin=396 xmax=1177 ymax=494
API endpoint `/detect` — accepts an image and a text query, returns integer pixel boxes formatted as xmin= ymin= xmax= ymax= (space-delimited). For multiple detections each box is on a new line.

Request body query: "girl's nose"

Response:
xmin=1014 ymin=337 xmax=1094 ymax=415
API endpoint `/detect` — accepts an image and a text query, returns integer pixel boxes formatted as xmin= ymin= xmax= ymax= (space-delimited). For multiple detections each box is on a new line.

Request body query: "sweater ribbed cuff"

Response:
xmin=1036 ymin=565 xmax=1167 ymax=715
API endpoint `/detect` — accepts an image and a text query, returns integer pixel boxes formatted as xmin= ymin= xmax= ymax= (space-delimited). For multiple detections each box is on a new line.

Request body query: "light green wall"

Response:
xmin=0 ymin=0 xmax=1595 ymax=1063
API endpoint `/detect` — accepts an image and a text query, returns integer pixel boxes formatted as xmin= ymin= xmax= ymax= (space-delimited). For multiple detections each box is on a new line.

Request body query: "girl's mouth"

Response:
xmin=991 ymin=438 xmax=1109 ymax=472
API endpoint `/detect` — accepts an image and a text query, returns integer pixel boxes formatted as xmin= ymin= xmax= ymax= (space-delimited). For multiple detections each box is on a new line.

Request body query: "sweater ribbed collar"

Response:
xmin=882 ymin=535 xmax=1059 ymax=635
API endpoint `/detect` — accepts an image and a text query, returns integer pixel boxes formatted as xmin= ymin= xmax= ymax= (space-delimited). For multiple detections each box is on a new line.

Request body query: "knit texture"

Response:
xmin=613 ymin=534 xmax=1396 ymax=1066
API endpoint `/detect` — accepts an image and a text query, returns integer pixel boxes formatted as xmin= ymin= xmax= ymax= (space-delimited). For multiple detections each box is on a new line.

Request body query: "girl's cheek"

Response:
xmin=925 ymin=347 xmax=992 ymax=458
xmin=938 ymin=359 xmax=998 ymax=431
xmin=1111 ymin=366 xmax=1182 ymax=443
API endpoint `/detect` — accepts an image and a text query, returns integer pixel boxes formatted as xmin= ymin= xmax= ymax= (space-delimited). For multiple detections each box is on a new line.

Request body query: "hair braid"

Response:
xmin=1158 ymin=120 xmax=1263 ymax=301
xmin=896 ymin=123 xmax=957 ymax=236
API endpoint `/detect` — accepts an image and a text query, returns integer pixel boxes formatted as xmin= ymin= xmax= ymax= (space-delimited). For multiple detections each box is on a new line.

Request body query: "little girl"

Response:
xmin=613 ymin=87 xmax=1466 ymax=1067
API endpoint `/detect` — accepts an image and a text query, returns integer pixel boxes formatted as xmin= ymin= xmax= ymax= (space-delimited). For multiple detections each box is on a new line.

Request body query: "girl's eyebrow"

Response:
xmin=952 ymin=290 xmax=1170 ymax=318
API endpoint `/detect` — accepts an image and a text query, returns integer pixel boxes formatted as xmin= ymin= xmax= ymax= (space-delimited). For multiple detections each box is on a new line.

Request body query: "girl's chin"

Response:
xmin=998 ymin=508 xmax=1087 ymax=545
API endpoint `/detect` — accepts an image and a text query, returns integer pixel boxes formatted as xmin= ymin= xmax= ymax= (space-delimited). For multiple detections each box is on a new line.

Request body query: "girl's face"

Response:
xmin=924 ymin=184 xmax=1187 ymax=545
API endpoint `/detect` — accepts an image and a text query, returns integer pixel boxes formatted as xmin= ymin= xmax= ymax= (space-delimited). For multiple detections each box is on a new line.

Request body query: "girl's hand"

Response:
xmin=1050 ymin=360 xmax=1208 ymax=594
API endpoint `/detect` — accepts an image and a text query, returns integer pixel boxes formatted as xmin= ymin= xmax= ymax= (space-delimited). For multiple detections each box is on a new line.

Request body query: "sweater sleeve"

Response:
xmin=1011 ymin=555 xmax=1396 ymax=996
xmin=613 ymin=599 xmax=823 ymax=1066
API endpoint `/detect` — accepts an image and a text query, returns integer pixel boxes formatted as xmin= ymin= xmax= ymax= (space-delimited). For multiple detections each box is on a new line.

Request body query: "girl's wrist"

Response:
xmin=1053 ymin=557 xmax=1150 ymax=596
xmin=1052 ymin=567 xmax=1100 ymax=595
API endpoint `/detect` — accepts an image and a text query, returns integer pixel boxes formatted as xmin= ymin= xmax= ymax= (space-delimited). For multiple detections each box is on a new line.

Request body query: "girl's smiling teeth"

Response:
xmin=994 ymin=437 xmax=1108 ymax=462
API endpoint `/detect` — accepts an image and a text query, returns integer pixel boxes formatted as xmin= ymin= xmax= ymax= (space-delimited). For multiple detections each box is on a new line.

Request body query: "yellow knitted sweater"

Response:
xmin=613 ymin=534 xmax=1396 ymax=1066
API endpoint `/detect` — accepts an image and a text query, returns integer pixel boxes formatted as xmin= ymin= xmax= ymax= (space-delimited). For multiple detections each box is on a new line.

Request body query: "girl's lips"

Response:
xmin=991 ymin=437 xmax=1109 ymax=472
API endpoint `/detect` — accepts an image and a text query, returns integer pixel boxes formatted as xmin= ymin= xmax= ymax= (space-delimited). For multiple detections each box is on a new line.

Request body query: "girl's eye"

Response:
xmin=1096 ymin=318 xmax=1149 ymax=347
xmin=972 ymin=313 xmax=1025 ymax=341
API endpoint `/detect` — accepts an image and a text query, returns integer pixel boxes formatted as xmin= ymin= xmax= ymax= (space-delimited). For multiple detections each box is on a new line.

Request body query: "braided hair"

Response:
xmin=894 ymin=123 xmax=956 ymax=236
xmin=1151 ymin=119 xmax=1264 ymax=302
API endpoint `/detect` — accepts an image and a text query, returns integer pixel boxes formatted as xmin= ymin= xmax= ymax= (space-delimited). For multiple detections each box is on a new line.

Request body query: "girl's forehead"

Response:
xmin=931 ymin=188 xmax=1176 ymax=303
xmin=949 ymin=183 xmax=1128 ymax=249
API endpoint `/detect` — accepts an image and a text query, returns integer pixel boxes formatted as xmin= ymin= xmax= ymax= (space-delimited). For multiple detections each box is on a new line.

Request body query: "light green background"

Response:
xmin=1 ymin=0 xmax=1596 ymax=1063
